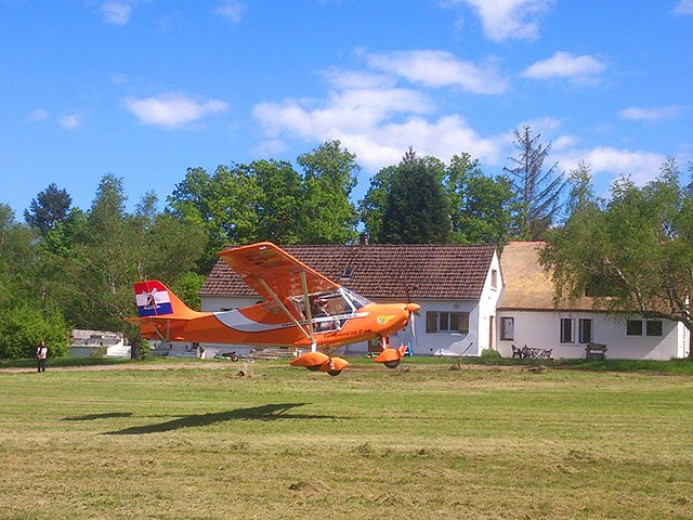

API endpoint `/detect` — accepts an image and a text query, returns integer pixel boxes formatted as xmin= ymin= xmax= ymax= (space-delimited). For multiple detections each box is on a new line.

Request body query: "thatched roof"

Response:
xmin=497 ymin=242 xmax=596 ymax=311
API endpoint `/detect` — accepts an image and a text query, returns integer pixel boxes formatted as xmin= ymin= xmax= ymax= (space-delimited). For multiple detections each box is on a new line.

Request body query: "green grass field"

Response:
xmin=1 ymin=360 xmax=692 ymax=519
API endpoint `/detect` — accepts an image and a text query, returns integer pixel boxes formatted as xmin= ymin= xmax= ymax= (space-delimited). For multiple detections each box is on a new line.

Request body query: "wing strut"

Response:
xmin=142 ymin=319 xmax=170 ymax=342
xmin=258 ymin=277 xmax=314 ymax=343
xmin=300 ymin=271 xmax=317 ymax=351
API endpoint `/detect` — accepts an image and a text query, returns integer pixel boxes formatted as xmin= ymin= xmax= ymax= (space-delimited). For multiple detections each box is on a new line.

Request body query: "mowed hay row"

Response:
xmin=1 ymin=362 xmax=692 ymax=519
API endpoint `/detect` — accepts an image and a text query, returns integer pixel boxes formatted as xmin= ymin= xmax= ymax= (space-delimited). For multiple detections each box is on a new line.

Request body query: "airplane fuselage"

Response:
xmin=140 ymin=301 xmax=411 ymax=350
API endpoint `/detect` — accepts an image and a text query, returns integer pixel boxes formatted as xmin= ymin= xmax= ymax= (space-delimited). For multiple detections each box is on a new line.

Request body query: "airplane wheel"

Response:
xmin=384 ymin=360 xmax=401 ymax=369
xmin=327 ymin=369 xmax=342 ymax=377
xmin=230 ymin=354 xmax=239 ymax=362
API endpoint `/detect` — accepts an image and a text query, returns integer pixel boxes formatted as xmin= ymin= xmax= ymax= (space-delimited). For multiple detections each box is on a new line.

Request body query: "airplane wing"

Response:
xmin=217 ymin=242 xmax=340 ymax=302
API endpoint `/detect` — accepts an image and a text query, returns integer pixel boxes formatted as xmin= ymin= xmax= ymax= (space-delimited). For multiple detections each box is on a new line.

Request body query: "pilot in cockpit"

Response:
xmin=311 ymin=296 xmax=330 ymax=317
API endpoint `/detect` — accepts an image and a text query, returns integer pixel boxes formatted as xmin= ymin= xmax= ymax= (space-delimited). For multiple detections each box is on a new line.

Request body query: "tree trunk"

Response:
xmin=129 ymin=334 xmax=142 ymax=360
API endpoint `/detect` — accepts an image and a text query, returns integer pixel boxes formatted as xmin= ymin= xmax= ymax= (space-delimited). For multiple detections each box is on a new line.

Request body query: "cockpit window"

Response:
xmin=310 ymin=291 xmax=349 ymax=317
xmin=342 ymin=288 xmax=371 ymax=310
xmin=289 ymin=288 xmax=370 ymax=318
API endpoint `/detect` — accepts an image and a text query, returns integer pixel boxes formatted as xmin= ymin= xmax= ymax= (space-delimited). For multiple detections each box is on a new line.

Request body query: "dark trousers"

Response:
xmin=37 ymin=359 xmax=46 ymax=372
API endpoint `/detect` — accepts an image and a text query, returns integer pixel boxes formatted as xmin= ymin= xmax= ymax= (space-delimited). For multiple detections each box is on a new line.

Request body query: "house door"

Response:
xmin=489 ymin=316 xmax=496 ymax=350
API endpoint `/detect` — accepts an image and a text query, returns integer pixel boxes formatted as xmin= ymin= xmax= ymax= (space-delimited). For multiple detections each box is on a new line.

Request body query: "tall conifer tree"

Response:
xmin=504 ymin=125 xmax=566 ymax=239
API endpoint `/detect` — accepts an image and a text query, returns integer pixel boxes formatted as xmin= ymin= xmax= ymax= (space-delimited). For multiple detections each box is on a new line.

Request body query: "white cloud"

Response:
xmin=619 ymin=105 xmax=682 ymax=121
xmin=450 ymin=0 xmax=554 ymax=42
xmin=519 ymin=116 xmax=562 ymax=134
xmin=102 ymin=2 xmax=132 ymax=25
xmin=557 ymin=147 xmax=665 ymax=185
xmin=254 ymin=87 xmax=433 ymax=138
xmin=213 ymin=1 xmax=246 ymax=23
xmin=552 ymin=134 xmax=579 ymax=151
xmin=59 ymin=114 xmax=82 ymax=130
xmin=124 ymin=93 xmax=229 ymax=129
xmin=27 ymin=109 xmax=49 ymax=123
xmin=365 ymin=50 xmax=508 ymax=94
xmin=321 ymin=68 xmax=395 ymax=90
xmin=252 ymin=86 xmax=505 ymax=170
xmin=673 ymin=0 xmax=693 ymax=15
xmin=522 ymin=51 xmax=606 ymax=83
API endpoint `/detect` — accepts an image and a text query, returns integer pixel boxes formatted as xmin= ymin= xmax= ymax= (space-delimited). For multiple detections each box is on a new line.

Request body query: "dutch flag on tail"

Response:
xmin=135 ymin=281 xmax=173 ymax=317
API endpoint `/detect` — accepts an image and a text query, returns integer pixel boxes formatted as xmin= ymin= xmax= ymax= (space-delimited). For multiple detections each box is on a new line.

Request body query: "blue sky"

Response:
xmin=2 ymin=0 xmax=692 ymax=217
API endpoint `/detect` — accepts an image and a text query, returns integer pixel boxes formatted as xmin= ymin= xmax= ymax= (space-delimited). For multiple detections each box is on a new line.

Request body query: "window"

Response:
xmin=500 ymin=317 xmax=514 ymax=340
xmin=626 ymin=320 xmax=643 ymax=336
xmin=560 ymin=318 xmax=574 ymax=343
xmin=426 ymin=311 xmax=470 ymax=334
xmin=426 ymin=312 xmax=438 ymax=333
xmin=578 ymin=319 xmax=592 ymax=344
xmin=491 ymin=269 xmax=498 ymax=290
xmin=646 ymin=320 xmax=663 ymax=337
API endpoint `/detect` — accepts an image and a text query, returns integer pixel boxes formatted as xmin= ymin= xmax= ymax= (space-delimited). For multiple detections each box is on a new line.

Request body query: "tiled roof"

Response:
xmin=200 ymin=244 xmax=497 ymax=300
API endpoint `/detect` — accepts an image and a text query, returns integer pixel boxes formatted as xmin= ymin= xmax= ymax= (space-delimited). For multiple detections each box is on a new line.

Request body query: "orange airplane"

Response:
xmin=130 ymin=241 xmax=420 ymax=376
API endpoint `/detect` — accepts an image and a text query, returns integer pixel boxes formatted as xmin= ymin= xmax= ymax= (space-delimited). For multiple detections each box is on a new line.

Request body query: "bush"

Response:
xmin=480 ymin=348 xmax=502 ymax=363
xmin=0 ymin=302 xmax=70 ymax=358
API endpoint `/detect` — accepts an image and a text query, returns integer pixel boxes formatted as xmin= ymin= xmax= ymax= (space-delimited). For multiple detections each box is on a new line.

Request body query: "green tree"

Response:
xmin=0 ymin=204 xmax=36 ymax=295
xmin=48 ymin=175 xmax=205 ymax=358
xmin=24 ymin=183 xmax=72 ymax=236
xmin=359 ymin=165 xmax=397 ymax=243
xmin=252 ymin=159 xmax=303 ymax=244
xmin=0 ymin=302 xmax=69 ymax=358
xmin=380 ymin=149 xmax=451 ymax=244
xmin=445 ymin=153 xmax=514 ymax=244
xmin=541 ymin=158 xmax=693 ymax=356
xmin=504 ymin=125 xmax=566 ymax=239
xmin=566 ymin=161 xmax=598 ymax=213
xmin=0 ymin=204 xmax=70 ymax=358
xmin=168 ymin=165 xmax=261 ymax=272
xmin=41 ymin=207 xmax=86 ymax=256
xmin=296 ymin=140 xmax=359 ymax=244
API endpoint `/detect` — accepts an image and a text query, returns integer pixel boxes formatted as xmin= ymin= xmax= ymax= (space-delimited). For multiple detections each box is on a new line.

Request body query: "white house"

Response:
xmin=496 ymin=242 xmax=691 ymax=360
xmin=69 ymin=329 xmax=131 ymax=358
xmin=197 ymin=244 xmax=503 ymax=359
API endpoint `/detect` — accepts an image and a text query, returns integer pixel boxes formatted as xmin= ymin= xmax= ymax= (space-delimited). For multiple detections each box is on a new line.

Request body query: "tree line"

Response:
xmin=2 ymin=125 xmax=691 ymax=358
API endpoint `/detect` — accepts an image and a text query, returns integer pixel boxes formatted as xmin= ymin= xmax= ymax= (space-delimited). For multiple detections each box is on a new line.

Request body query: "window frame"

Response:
xmin=626 ymin=320 xmax=643 ymax=336
xmin=560 ymin=318 xmax=574 ymax=343
xmin=425 ymin=311 xmax=470 ymax=334
xmin=500 ymin=317 xmax=514 ymax=340
xmin=578 ymin=318 xmax=592 ymax=344
xmin=646 ymin=320 xmax=663 ymax=337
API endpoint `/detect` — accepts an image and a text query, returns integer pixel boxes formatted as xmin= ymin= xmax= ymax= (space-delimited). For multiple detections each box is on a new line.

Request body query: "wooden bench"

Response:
xmin=585 ymin=343 xmax=607 ymax=360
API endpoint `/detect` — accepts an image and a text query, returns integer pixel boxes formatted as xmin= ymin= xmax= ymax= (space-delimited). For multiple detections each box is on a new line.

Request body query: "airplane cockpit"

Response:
xmin=290 ymin=288 xmax=371 ymax=333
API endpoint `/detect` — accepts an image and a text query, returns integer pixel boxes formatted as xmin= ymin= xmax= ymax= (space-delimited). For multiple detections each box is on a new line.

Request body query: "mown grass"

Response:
xmin=1 ymin=361 xmax=692 ymax=519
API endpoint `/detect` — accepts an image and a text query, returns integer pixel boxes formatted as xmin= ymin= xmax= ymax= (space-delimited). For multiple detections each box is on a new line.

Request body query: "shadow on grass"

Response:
xmin=63 ymin=412 xmax=134 ymax=421
xmin=105 ymin=403 xmax=334 ymax=435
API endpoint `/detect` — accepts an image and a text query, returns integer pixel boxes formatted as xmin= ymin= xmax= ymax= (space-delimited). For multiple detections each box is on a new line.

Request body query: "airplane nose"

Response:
xmin=405 ymin=303 xmax=420 ymax=313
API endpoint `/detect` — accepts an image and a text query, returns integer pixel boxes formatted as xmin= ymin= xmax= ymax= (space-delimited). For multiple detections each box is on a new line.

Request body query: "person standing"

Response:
xmin=36 ymin=340 xmax=48 ymax=373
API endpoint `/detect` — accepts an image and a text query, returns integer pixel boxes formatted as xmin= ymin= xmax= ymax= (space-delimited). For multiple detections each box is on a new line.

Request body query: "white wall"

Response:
xmin=477 ymin=251 xmax=502 ymax=353
xmin=408 ymin=299 xmax=479 ymax=356
xmin=496 ymin=310 xmax=687 ymax=360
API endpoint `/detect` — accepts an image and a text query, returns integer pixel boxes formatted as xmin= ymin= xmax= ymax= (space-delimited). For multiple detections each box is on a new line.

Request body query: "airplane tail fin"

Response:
xmin=133 ymin=280 xmax=198 ymax=319
xmin=130 ymin=280 xmax=199 ymax=342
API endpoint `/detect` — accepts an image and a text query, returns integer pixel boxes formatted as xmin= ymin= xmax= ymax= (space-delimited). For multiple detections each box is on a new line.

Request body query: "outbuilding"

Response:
xmin=496 ymin=242 xmax=691 ymax=360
